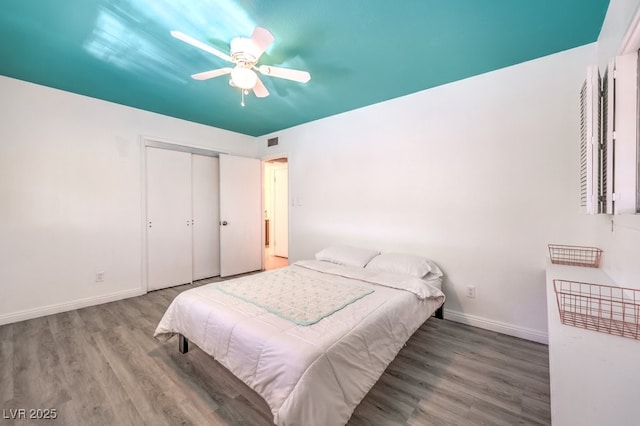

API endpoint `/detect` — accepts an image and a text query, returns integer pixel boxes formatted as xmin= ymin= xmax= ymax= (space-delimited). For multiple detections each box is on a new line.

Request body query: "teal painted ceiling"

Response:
xmin=0 ymin=1 xmax=609 ymax=137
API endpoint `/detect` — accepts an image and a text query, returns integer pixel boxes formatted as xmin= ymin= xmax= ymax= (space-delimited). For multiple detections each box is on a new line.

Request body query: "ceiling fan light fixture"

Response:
xmin=172 ymin=26 xmax=310 ymax=102
xmin=231 ymin=67 xmax=258 ymax=90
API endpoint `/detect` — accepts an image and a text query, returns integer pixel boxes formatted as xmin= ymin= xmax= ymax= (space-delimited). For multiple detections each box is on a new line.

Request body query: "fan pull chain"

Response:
xmin=240 ymin=89 xmax=250 ymax=107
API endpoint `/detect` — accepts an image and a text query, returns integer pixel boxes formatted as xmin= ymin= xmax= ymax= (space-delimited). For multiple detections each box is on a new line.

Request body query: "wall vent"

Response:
xmin=267 ymin=137 xmax=279 ymax=147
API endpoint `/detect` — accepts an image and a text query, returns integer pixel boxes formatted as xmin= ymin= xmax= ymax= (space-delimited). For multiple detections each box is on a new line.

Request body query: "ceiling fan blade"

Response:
xmin=191 ymin=68 xmax=233 ymax=80
xmin=258 ymin=65 xmax=311 ymax=83
xmin=252 ymin=77 xmax=270 ymax=98
xmin=170 ymin=31 xmax=232 ymax=63
xmin=250 ymin=27 xmax=275 ymax=58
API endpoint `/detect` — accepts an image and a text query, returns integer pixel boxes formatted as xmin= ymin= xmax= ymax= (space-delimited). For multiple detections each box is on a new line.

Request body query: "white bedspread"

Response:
xmin=154 ymin=260 xmax=445 ymax=426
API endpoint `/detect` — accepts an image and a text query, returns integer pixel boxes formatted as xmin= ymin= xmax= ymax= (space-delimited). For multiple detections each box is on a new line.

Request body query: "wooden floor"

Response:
xmin=0 ymin=278 xmax=551 ymax=425
xmin=264 ymin=247 xmax=288 ymax=271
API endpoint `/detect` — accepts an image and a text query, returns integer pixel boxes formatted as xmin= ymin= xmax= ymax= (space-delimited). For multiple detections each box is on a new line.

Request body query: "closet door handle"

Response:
xmin=221 ymin=221 xmax=228 ymax=226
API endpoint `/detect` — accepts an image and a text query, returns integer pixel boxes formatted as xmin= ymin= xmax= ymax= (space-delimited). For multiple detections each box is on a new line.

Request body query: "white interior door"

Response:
xmin=146 ymin=147 xmax=192 ymax=290
xmin=273 ymin=166 xmax=288 ymax=258
xmin=219 ymin=154 xmax=262 ymax=277
xmin=192 ymin=155 xmax=220 ymax=280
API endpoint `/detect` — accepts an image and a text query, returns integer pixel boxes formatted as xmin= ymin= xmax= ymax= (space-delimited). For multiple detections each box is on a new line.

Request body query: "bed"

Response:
xmin=154 ymin=247 xmax=445 ymax=426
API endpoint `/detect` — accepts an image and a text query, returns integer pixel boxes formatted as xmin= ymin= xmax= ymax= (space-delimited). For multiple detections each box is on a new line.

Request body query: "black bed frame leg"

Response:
xmin=435 ymin=306 xmax=444 ymax=320
xmin=179 ymin=334 xmax=189 ymax=354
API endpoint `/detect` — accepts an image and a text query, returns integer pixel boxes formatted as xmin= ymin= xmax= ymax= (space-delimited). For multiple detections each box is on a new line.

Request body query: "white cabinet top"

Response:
xmin=546 ymin=260 xmax=640 ymax=426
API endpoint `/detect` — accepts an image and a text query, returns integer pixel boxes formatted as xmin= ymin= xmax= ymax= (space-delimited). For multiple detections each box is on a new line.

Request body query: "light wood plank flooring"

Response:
xmin=264 ymin=247 xmax=288 ymax=271
xmin=0 ymin=278 xmax=550 ymax=425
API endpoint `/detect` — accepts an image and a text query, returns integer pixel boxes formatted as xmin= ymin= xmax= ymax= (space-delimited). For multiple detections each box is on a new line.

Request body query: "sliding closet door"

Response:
xmin=273 ymin=166 xmax=288 ymax=258
xmin=192 ymin=155 xmax=220 ymax=280
xmin=146 ymin=147 xmax=193 ymax=291
xmin=219 ymin=154 xmax=262 ymax=277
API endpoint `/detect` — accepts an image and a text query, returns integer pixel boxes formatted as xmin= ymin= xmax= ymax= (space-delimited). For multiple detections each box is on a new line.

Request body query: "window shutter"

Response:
xmin=579 ymin=66 xmax=600 ymax=215
xmin=600 ymin=60 xmax=615 ymax=215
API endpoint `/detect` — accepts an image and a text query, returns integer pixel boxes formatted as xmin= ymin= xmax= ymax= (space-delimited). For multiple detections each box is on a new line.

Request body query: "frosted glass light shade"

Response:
xmin=231 ymin=67 xmax=258 ymax=89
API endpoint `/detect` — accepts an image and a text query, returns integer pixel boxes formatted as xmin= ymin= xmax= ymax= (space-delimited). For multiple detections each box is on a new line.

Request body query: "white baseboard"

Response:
xmin=444 ymin=309 xmax=548 ymax=344
xmin=0 ymin=288 xmax=146 ymax=326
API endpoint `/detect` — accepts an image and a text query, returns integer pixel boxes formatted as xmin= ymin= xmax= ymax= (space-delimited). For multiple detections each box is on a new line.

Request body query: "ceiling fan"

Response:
xmin=171 ymin=27 xmax=311 ymax=105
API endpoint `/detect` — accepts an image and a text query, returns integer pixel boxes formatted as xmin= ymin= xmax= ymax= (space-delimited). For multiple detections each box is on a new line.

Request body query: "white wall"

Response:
xmin=257 ymin=45 xmax=597 ymax=342
xmin=594 ymin=0 xmax=640 ymax=288
xmin=0 ymin=76 xmax=256 ymax=324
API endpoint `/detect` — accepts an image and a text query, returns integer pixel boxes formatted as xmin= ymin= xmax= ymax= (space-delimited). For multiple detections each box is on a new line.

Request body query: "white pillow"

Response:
xmin=315 ymin=245 xmax=380 ymax=268
xmin=365 ymin=253 xmax=440 ymax=279
xmin=424 ymin=260 xmax=443 ymax=279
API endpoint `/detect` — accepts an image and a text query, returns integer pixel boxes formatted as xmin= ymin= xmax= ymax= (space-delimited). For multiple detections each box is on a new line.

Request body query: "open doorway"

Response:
xmin=263 ymin=157 xmax=288 ymax=270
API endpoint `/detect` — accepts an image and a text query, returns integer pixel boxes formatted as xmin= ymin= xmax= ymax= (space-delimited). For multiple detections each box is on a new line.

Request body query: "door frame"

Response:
xmin=262 ymin=153 xmax=290 ymax=267
xmin=140 ymin=136 xmax=227 ymax=293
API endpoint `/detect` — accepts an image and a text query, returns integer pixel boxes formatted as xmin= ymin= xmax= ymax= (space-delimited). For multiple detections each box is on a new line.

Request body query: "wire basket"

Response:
xmin=548 ymin=244 xmax=602 ymax=268
xmin=553 ymin=280 xmax=640 ymax=340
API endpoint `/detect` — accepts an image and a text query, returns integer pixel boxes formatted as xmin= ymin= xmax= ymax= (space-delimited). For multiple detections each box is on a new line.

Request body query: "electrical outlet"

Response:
xmin=466 ymin=285 xmax=476 ymax=298
xmin=95 ymin=271 xmax=105 ymax=282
